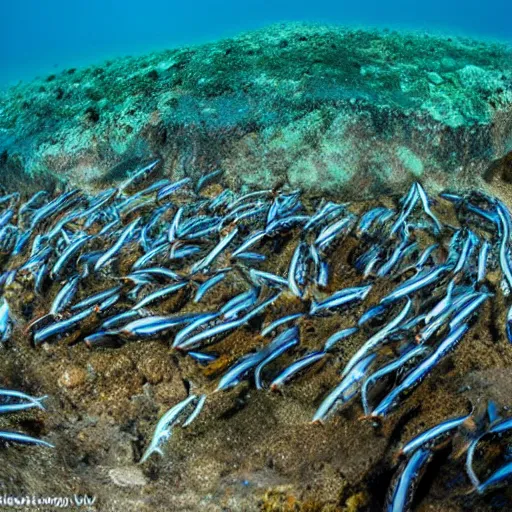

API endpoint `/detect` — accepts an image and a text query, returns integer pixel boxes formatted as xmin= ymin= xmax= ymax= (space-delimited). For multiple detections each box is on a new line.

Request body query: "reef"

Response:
xmin=0 ymin=24 xmax=511 ymax=196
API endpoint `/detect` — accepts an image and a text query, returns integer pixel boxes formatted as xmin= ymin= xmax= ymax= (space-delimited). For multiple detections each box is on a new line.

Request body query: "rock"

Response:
xmin=137 ymin=353 xmax=171 ymax=385
xmin=0 ymin=24 xmax=511 ymax=198
xmin=58 ymin=367 xmax=87 ymax=388
xmin=109 ymin=466 xmax=148 ymax=487
xmin=427 ymin=71 xmax=444 ymax=85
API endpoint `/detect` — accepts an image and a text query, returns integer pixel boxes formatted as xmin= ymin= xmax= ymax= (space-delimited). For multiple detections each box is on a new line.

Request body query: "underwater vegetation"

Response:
xmin=0 ymin=159 xmax=512 ymax=509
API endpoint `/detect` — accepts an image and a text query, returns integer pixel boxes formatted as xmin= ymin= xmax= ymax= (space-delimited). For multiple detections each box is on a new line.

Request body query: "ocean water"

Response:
xmin=1 ymin=0 xmax=511 ymax=88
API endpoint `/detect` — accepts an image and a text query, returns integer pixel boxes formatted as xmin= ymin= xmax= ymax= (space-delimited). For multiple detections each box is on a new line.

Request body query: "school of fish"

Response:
xmin=0 ymin=160 xmax=511 ymax=510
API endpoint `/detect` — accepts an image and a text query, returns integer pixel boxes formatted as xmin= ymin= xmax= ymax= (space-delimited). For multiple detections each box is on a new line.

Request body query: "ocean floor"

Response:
xmin=0 ymin=24 xmax=511 ymax=512
xmin=0 ymin=178 xmax=511 ymax=512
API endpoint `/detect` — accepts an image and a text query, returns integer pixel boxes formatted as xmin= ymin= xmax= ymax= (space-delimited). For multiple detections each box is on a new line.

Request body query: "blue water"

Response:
xmin=1 ymin=0 xmax=511 ymax=88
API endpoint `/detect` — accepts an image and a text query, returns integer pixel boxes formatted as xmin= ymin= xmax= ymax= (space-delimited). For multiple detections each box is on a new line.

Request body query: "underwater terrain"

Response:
xmin=0 ymin=24 xmax=511 ymax=512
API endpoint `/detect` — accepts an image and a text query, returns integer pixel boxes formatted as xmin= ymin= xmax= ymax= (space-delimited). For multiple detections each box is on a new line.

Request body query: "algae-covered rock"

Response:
xmin=1 ymin=23 xmax=511 ymax=197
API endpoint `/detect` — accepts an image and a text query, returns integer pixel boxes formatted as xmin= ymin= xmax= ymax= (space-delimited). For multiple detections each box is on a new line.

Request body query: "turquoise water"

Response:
xmin=1 ymin=0 xmax=511 ymax=88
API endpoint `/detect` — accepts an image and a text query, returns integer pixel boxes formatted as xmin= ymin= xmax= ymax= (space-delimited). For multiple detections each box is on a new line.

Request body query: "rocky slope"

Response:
xmin=1 ymin=23 xmax=511 ymax=197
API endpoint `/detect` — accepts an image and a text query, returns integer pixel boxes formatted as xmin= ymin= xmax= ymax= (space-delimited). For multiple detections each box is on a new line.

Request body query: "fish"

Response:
xmin=232 ymin=230 xmax=266 ymax=257
xmin=496 ymin=201 xmax=512 ymax=292
xmin=187 ymin=351 xmax=218 ymax=364
xmin=30 ymin=189 xmax=82 ymax=230
xmin=288 ymin=242 xmax=307 ymax=298
xmin=447 ymin=293 xmax=490 ymax=331
xmin=317 ymin=260 xmax=329 ymax=287
xmin=416 ymin=182 xmax=442 ymax=233
xmin=79 ymin=188 xmax=118 ymax=220
xmin=119 ymin=160 xmax=160 ymax=191
xmin=310 ymin=285 xmax=372 ymax=316
xmin=386 ymin=447 xmax=432 ymax=512
xmin=11 ymin=229 xmax=32 ymax=257
xmin=439 ymin=192 xmax=463 ymax=204
xmin=0 ymin=298 xmax=12 ymax=342
xmin=233 ymin=251 xmax=266 ymax=262
xmin=356 ymin=206 xmax=391 ymax=236
xmin=101 ymin=309 xmax=148 ymax=330
xmin=452 ymin=230 xmax=478 ymax=275
xmin=305 ymin=202 xmax=346 ymax=232
xmin=270 ymin=351 xmax=326 ymax=390
xmin=313 ymin=353 xmax=376 ymax=423
xmin=156 ymin=178 xmax=192 ymax=202
xmin=507 ymin=305 xmax=512 ymax=343
xmin=0 ymin=431 xmax=54 ymax=448
xmin=190 ymin=227 xmax=238 ymax=274
xmin=173 ymin=316 xmax=241 ymax=351
xmin=216 ymin=353 xmax=261 ymax=391
xmin=413 ymin=243 xmax=439 ymax=271
xmin=128 ymin=267 xmax=181 ymax=282
xmin=172 ymin=312 xmax=220 ymax=349
xmin=19 ymin=191 xmax=49 ymax=218
xmin=358 ymin=303 xmax=390 ymax=327
xmin=132 ymin=281 xmax=188 ymax=310
xmin=315 ymin=216 xmax=352 ymax=251
xmin=265 ymin=215 xmax=310 ymax=235
xmin=193 ymin=271 xmax=228 ymax=303
xmin=380 ymin=265 xmax=450 ymax=304
xmin=377 ymin=237 xmax=412 ymax=278
xmin=50 ymin=235 xmax=93 ymax=279
xmin=0 ymin=389 xmax=47 ymax=409
xmin=249 ymin=269 xmax=288 ymax=288
xmin=50 ymin=275 xmax=81 ymax=315
xmin=94 ymin=217 xmax=141 ymax=271
xmin=220 ymin=289 xmax=259 ymax=318
xmin=342 ymin=299 xmax=412 ymax=379
xmin=370 ymin=323 xmax=469 ymax=418
xmin=84 ymin=330 xmax=120 ymax=347
xmin=140 ymin=394 xmax=198 ymax=463
xmin=477 ymin=240 xmax=490 ymax=283
xmin=389 ymin=184 xmax=419 ymax=237
xmin=34 ymin=263 xmax=49 ymax=294
xmin=33 ymin=306 xmax=97 ymax=345
xmin=361 ymin=345 xmax=428 ymax=415
xmin=254 ymin=326 xmax=300 ymax=389
xmin=323 ymin=327 xmax=358 ymax=351
xmin=195 ymin=169 xmax=223 ymax=194
xmin=70 ymin=285 xmax=122 ymax=312
xmin=119 ymin=314 xmax=199 ymax=338
xmin=132 ymin=243 xmax=167 ymax=270
xmin=3 ymin=168 xmax=512 ymax=512
xmin=475 ymin=461 xmax=512 ymax=495
xmin=261 ymin=313 xmax=304 ymax=337
xmin=0 ymin=402 xmax=46 ymax=414
xmin=400 ymin=413 xmax=472 ymax=457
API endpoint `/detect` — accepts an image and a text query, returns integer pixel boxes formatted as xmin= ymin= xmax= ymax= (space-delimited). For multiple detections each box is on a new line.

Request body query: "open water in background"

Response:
xmin=1 ymin=0 xmax=511 ymax=89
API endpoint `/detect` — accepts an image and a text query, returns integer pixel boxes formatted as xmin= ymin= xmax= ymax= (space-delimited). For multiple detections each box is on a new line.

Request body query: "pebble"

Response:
xmin=109 ymin=466 xmax=148 ymax=487
xmin=58 ymin=367 xmax=87 ymax=388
